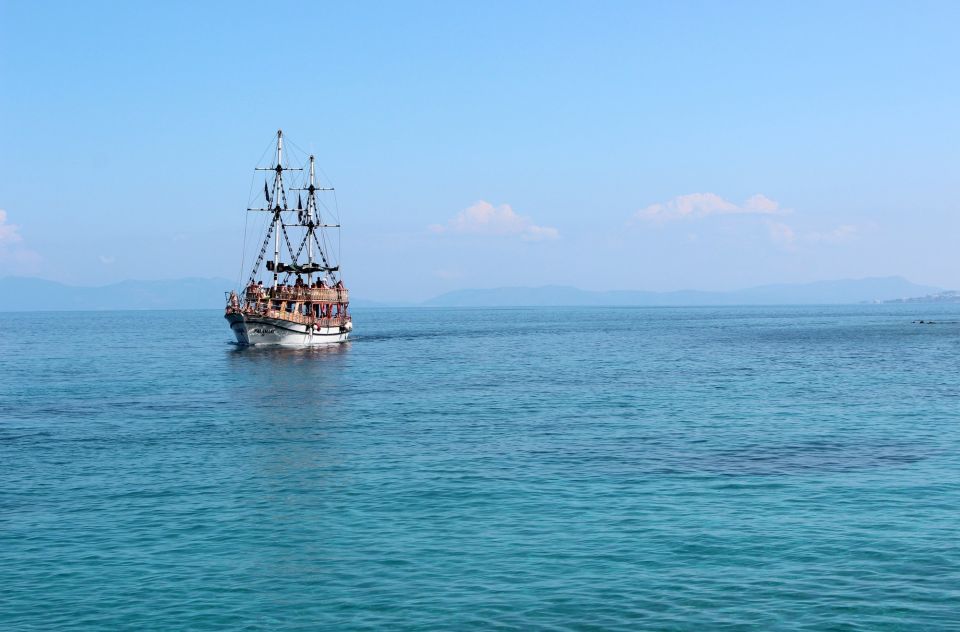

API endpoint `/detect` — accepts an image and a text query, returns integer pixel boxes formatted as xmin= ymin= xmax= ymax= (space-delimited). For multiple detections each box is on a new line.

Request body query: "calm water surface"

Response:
xmin=2 ymin=306 xmax=960 ymax=630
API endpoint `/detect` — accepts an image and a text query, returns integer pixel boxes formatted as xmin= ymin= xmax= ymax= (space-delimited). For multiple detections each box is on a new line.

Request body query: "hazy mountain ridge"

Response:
xmin=0 ymin=277 xmax=235 ymax=311
xmin=0 ymin=277 xmax=401 ymax=311
xmin=423 ymin=277 xmax=944 ymax=307
xmin=0 ymin=276 xmax=945 ymax=311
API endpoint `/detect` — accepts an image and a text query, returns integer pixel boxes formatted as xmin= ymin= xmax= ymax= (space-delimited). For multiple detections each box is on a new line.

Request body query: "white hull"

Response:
xmin=226 ymin=313 xmax=350 ymax=346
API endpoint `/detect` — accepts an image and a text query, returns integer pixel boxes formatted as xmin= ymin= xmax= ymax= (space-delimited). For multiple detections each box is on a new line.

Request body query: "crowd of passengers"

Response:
xmin=245 ymin=277 xmax=346 ymax=299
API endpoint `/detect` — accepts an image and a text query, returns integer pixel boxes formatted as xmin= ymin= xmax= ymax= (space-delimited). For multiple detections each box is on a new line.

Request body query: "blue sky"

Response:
xmin=1 ymin=1 xmax=958 ymax=301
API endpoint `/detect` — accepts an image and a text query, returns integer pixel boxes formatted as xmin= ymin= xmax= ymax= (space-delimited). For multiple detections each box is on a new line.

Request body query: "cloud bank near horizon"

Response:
xmin=633 ymin=193 xmax=865 ymax=251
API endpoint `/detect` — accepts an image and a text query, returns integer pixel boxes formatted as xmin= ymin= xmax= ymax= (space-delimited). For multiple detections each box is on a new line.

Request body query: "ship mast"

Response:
xmin=245 ymin=130 xmax=343 ymax=290
xmin=304 ymin=155 xmax=335 ymax=285
xmin=290 ymin=154 xmax=337 ymax=285
xmin=247 ymin=129 xmax=302 ymax=290
xmin=272 ymin=131 xmax=283 ymax=289
xmin=307 ymin=156 xmax=315 ymax=286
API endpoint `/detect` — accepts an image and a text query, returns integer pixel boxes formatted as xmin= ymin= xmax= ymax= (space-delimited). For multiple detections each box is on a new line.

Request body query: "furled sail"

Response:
xmin=266 ymin=261 xmax=339 ymax=274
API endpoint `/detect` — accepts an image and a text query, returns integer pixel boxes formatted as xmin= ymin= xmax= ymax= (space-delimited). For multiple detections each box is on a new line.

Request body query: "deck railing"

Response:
xmin=261 ymin=309 xmax=347 ymax=328
xmin=244 ymin=287 xmax=349 ymax=303
xmin=227 ymin=304 xmax=348 ymax=329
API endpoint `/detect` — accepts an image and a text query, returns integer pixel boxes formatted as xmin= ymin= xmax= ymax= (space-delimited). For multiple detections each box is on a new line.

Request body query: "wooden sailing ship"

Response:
xmin=225 ymin=130 xmax=352 ymax=345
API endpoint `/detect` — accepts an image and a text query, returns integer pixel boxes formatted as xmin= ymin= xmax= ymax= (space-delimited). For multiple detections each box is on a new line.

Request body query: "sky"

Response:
xmin=1 ymin=1 xmax=959 ymax=301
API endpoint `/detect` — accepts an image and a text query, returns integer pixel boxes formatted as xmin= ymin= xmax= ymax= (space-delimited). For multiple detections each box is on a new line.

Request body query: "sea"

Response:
xmin=2 ymin=305 xmax=960 ymax=630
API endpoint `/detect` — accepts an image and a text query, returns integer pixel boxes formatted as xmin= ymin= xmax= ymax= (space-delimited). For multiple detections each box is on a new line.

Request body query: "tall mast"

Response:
xmin=307 ymin=155 xmax=315 ymax=286
xmin=272 ymin=130 xmax=283 ymax=289
xmin=245 ymin=129 xmax=302 ymax=291
xmin=296 ymin=155 xmax=336 ymax=283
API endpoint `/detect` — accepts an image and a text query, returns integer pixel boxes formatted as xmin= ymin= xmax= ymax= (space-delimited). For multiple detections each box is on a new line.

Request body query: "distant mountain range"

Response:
xmin=0 ymin=276 xmax=393 ymax=311
xmin=0 ymin=275 xmax=946 ymax=311
xmin=423 ymin=277 xmax=944 ymax=307
xmin=0 ymin=277 xmax=235 ymax=311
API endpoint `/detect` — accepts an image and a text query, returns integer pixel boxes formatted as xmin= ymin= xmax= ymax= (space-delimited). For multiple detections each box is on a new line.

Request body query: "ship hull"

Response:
xmin=226 ymin=313 xmax=350 ymax=346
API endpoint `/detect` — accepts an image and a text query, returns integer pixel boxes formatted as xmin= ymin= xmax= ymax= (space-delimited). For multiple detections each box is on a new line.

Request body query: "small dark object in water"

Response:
xmin=914 ymin=320 xmax=935 ymax=324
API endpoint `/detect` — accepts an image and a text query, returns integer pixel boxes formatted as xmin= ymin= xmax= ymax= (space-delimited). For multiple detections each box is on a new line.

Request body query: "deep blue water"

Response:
xmin=2 ymin=305 xmax=960 ymax=630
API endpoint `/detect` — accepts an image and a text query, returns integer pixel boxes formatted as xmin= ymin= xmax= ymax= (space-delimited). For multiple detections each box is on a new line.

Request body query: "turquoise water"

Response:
xmin=2 ymin=306 xmax=960 ymax=630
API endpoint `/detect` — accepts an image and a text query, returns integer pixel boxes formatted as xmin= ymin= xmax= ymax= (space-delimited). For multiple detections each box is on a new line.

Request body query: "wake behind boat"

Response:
xmin=225 ymin=130 xmax=352 ymax=345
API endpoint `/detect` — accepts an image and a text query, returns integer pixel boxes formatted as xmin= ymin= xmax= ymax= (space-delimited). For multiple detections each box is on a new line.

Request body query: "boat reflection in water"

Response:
xmin=227 ymin=340 xmax=351 ymax=360
xmin=226 ymin=341 xmax=352 ymax=409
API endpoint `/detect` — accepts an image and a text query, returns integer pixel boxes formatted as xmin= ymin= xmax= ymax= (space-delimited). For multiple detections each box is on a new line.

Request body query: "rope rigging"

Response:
xmin=281 ymin=231 xmax=312 ymax=284
xmin=280 ymin=221 xmax=297 ymax=263
xmin=312 ymin=230 xmax=334 ymax=274
xmin=246 ymin=219 xmax=275 ymax=287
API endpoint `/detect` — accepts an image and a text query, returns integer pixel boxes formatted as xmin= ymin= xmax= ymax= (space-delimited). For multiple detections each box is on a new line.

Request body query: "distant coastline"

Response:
xmin=0 ymin=275 xmax=949 ymax=312
xmin=883 ymin=290 xmax=960 ymax=304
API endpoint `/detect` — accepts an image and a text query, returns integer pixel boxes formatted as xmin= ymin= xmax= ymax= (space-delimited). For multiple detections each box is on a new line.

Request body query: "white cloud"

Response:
xmin=522 ymin=224 xmax=560 ymax=240
xmin=635 ymin=193 xmax=786 ymax=222
xmin=742 ymin=194 xmax=781 ymax=213
xmin=99 ymin=255 xmax=116 ymax=265
xmin=766 ymin=221 xmax=797 ymax=247
xmin=430 ymin=201 xmax=559 ymax=241
xmin=632 ymin=193 xmax=864 ymax=250
xmin=0 ymin=210 xmax=23 ymax=244
xmin=0 ymin=210 xmax=41 ymax=273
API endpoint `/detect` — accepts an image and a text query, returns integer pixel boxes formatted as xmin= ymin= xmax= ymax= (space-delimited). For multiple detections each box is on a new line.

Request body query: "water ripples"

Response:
xmin=2 ymin=306 xmax=960 ymax=629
